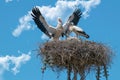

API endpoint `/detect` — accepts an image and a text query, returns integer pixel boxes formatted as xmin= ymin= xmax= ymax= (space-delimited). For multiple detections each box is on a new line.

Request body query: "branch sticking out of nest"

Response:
xmin=39 ymin=38 xmax=114 ymax=80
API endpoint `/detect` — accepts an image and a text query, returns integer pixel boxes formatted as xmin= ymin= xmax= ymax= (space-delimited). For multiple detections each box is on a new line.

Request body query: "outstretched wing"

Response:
xmin=31 ymin=7 xmax=56 ymax=38
xmin=67 ymin=8 xmax=82 ymax=25
xmin=63 ymin=8 xmax=82 ymax=37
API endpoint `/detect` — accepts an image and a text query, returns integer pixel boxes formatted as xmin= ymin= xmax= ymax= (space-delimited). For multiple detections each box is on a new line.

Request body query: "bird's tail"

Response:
xmin=77 ymin=31 xmax=89 ymax=38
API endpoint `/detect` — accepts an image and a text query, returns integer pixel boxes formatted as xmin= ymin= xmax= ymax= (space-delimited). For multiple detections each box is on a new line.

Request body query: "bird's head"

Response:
xmin=57 ymin=17 xmax=63 ymax=24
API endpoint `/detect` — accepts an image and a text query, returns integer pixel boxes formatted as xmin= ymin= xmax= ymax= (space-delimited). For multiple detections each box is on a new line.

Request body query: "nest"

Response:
xmin=39 ymin=38 xmax=114 ymax=80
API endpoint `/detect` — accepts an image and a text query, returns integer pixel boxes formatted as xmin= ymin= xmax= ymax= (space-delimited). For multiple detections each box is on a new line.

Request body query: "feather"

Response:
xmin=31 ymin=7 xmax=52 ymax=38
xmin=31 ymin=6 xmax=64 ymax=40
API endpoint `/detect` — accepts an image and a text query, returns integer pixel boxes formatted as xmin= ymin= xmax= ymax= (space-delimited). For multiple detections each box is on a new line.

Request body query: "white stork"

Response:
xmin=63 ymin=8 xmax=89 ymax=39
xmin=68 ymin=22 xmax=89 ymax=38
xmin=31 ymin=7 xmax=64 ymax=41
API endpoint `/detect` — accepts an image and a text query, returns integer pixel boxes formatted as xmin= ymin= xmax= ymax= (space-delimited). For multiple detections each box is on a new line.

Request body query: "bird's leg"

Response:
xmin=76 ymin=33 xmax=79 ymax=39
xmin=67 ymin=64 xmax=72 ymax=80
xmin=66 ymin=32 xmax=71 ymax=39
xmin=73 ymin=68 xmax=77 ymax=80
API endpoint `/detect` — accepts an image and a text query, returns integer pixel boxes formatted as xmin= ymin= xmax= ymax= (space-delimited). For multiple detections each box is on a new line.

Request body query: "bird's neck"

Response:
xmin=58 ymin=21 xmax=62 ymax=25
xmin=57 ymin=22 xmax=63 ymax=28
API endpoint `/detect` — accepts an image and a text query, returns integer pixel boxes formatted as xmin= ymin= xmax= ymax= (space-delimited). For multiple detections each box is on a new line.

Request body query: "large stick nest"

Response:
xmin=39 ymin=38 xmax=114 ymax=80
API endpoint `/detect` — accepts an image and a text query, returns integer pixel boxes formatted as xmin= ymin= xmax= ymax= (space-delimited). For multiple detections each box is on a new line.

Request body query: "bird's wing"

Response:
xmin=72 ymin=26 xmax=89 ymax=38
xmin=71 ymin=26 xmax=83 ymax=32
xmin=31 ymin=7 xmax=56 ymax=38
xmin=63 ymin=8 xmax=82 ymax=36
xmin=67 ymin=8 xmax=82 ymax=25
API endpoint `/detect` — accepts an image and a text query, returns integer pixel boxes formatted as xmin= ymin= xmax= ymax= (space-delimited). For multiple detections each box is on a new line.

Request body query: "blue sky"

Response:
xmin=0 ymin=0 xmax=120 ymax=80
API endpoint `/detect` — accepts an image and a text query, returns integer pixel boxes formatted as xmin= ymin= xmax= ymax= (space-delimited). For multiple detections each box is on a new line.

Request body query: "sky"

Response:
xmin=0 ymin=0 xmax=120 ymax=80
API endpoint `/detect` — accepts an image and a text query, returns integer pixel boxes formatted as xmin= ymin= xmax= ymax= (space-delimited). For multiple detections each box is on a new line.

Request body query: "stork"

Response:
xmin=31 ymin=7 xmax=64 ymax=41
xmin=63 ymin=8 xmax=90 ymax=39
xmin=68 ymin=22 xmax=89 ymax=38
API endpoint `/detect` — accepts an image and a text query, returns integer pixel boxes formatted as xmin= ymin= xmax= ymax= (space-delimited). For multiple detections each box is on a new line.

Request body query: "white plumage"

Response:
xmin=63 ymin=8 xmax=90 ymax=39
xmin=31 ymin=7 xmax=89 ymax=40
xmin=68 ymin=23 xmax=89 ymax=38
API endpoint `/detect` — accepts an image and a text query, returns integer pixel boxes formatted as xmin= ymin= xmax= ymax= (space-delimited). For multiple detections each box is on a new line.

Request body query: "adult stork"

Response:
xmin=63 ymin=8 xmax=89 ymax=39
xmin=68 ymin=22 xmax=89 ymax=38
xmin=31 ymin=7 xmax=64 ymax=41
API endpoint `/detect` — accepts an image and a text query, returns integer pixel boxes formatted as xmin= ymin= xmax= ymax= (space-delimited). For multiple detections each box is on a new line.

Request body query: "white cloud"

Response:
xmin=5 ymin=0 xmax=13 ymax=3
xmin=13 ymin=0 xmax=101 ymax=37
xmin=0 ymin=51 xmax=31 ymax=77
xmin=38 ymin=0 xmax=101 ymax=39
xmin=5 ymin=0 xmax=21 ymax=3
xmin=12 ymin=12 xmax=33 ymax=37
xmin=80 ymin=0 xmax=101 ymax=18
xmin=10 ymin=52 xmax=31 ymax=74
xmin=38 ymin=0 xmax=101 ymax=21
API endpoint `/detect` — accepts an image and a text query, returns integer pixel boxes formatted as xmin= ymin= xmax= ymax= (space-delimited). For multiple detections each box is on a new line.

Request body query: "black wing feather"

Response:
xmin=68 ymin=8 xmax=82 ymax=25
xmin=31 ymin=7 xmax=51 ymax=38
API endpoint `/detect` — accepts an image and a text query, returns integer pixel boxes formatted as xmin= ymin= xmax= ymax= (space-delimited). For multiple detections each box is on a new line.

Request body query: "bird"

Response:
xmin=31 ymin=7 xmax=64 ymax=41
xmin=63 ymin=8 xmax=90 ymax=39
xmin=68 ymin=22 xmax=89 ymax=38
